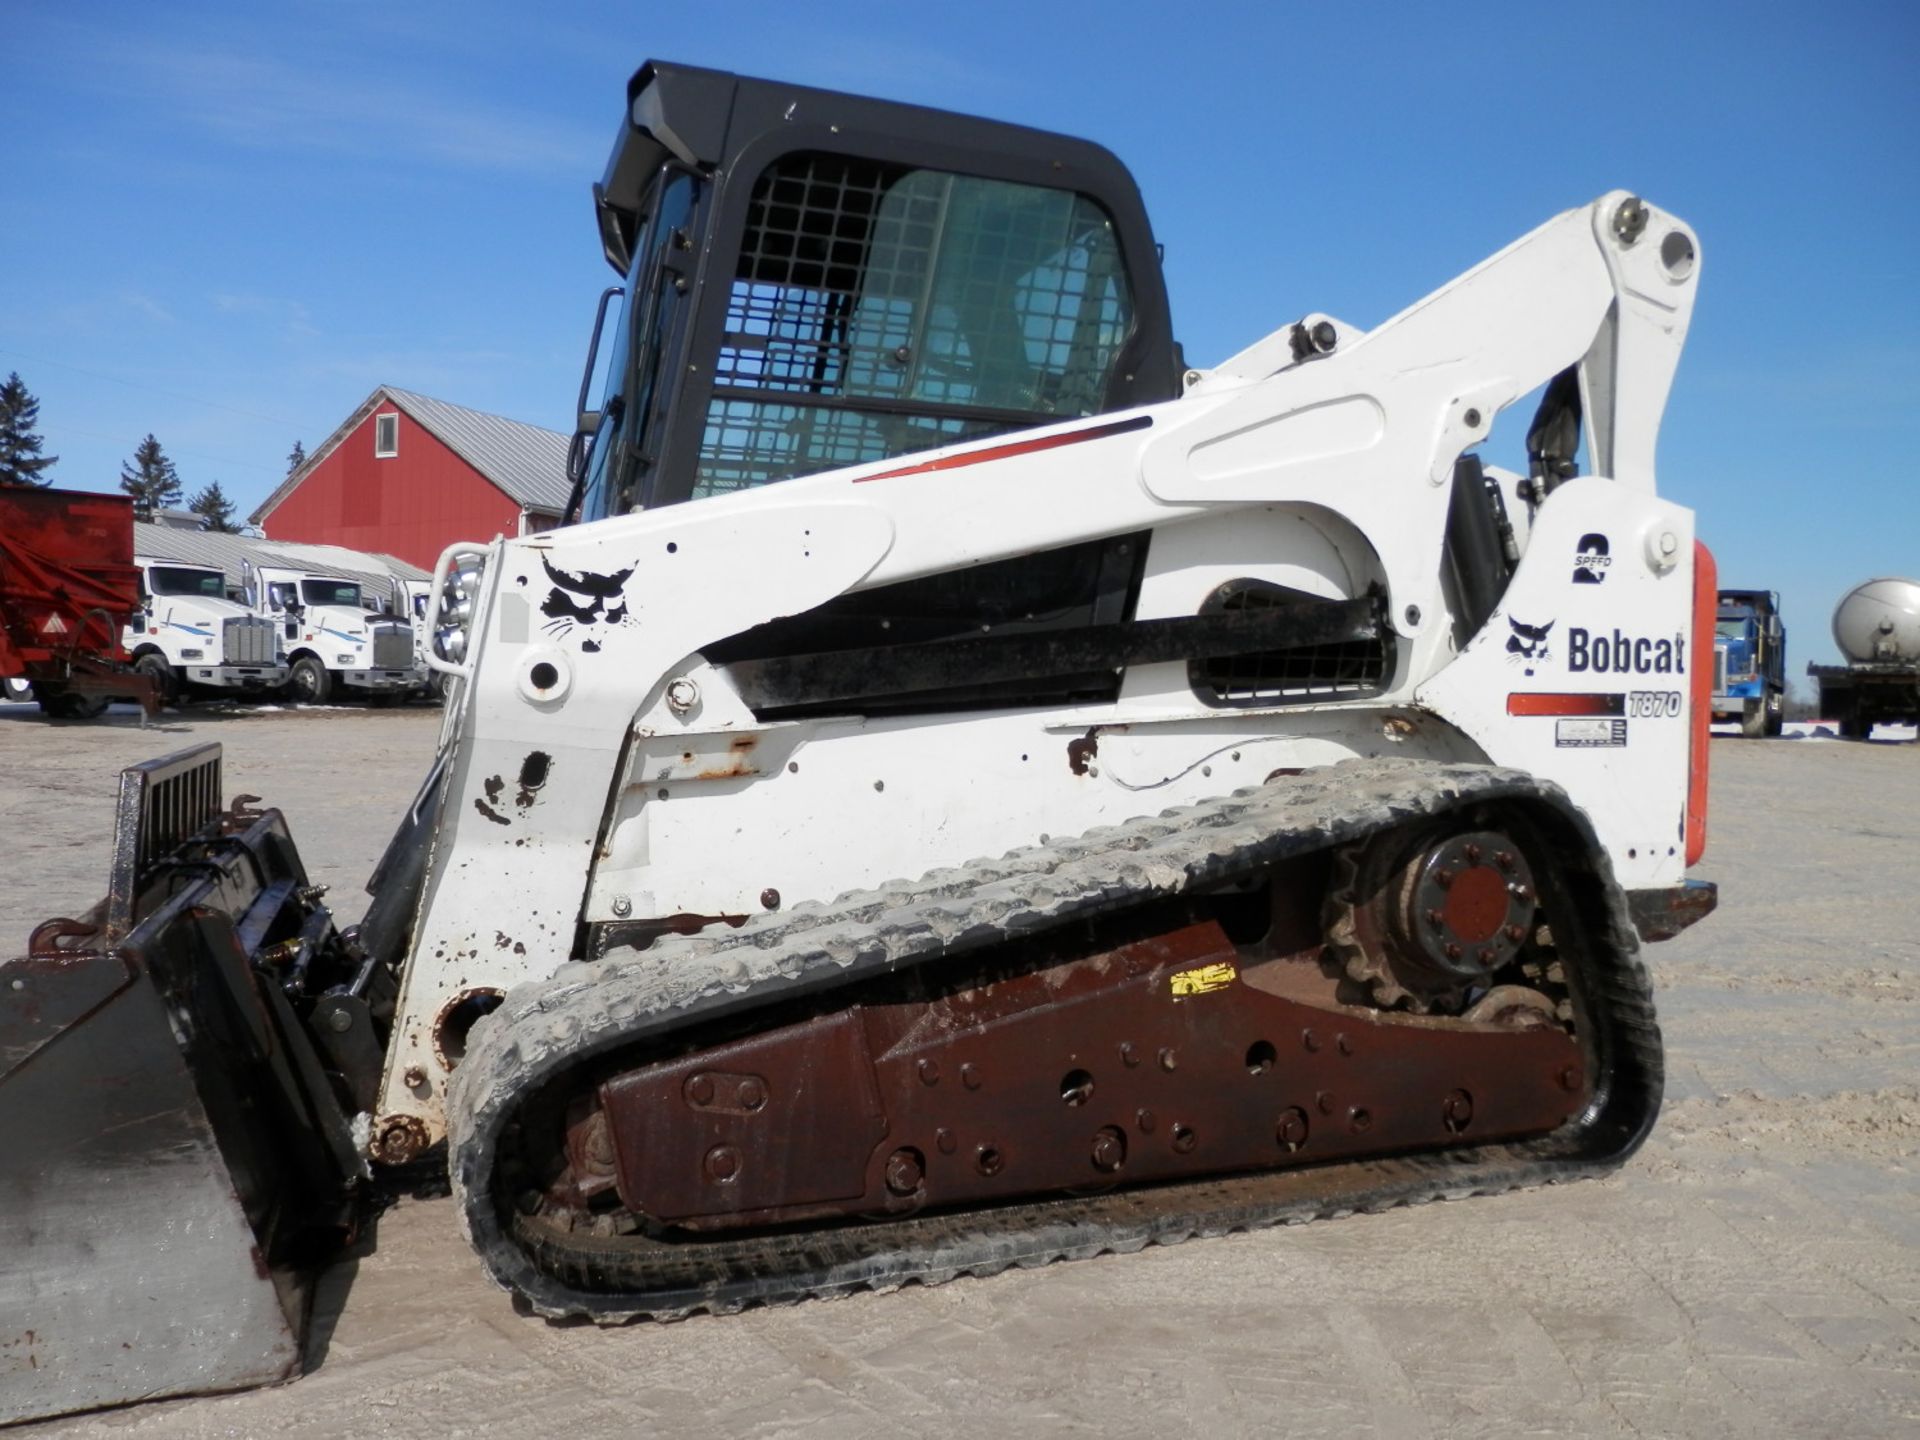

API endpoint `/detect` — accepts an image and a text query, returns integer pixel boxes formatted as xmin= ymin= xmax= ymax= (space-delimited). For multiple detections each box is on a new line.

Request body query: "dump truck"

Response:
xmin=2 ymin=62 xmax=1719 ymax=1423
xmin=1809 ymin=577 xmax=1920 ymax=738
xmin=1711 ymin=588 xmax=1785 ymax=736
xmin=0 ymin=485 xmax=159 ymax=717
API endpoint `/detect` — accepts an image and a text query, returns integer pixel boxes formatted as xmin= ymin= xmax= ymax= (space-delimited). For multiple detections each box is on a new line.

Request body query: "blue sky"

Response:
xmin=5 ymin=1 xmax=1915 ymax=667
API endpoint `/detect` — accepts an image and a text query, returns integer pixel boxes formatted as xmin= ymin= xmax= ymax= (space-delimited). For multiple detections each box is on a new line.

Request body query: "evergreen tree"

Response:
xmin=120 ymin=434 xmax=183 ymax=518
xmin=188 ymin=480 xmax=239 ymax=533
xmin=287 ymin=438 xmax=307 ymax=475
xmin=0 ymin=371 xmax=58 ymax=487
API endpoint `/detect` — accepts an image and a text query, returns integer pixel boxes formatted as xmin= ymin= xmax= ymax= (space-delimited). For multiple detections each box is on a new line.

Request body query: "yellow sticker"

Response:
xmin=1170 ymin=962 xmax=1237 ymax=996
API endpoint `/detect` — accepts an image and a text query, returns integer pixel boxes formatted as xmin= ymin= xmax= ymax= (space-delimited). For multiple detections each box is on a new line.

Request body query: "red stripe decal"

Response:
xmin=852 ymin=414 xmax=1153 ymax=483
xmin=1506 ymin=692 xmax=1627 ymax=717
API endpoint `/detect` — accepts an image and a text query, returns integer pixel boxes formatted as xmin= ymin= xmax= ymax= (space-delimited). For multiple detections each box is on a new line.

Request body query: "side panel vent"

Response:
xmin=1189 ymin=581 xmax=1392 ymax=707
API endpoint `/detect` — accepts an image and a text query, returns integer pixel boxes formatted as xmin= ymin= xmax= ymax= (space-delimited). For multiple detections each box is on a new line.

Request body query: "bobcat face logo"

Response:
xmin=540 ymin=555 xmax=637 ymax=640
xmin=1572 ymin=532 xmax=1611 ymax=585
xmin=1507 ymin=616 xmax=1555 ymax=676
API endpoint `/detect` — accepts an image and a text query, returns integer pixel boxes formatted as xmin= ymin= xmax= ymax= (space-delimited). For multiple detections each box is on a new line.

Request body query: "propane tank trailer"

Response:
xmin=1809 ymin=577 xmax=1920 ymax=739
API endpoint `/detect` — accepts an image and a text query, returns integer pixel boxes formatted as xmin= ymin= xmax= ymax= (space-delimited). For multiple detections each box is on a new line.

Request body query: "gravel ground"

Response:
xmin=5 ymin=703 xmax=1917 ymax=1439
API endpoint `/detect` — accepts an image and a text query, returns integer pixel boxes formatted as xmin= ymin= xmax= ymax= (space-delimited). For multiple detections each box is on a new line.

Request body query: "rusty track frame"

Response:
xmin=449 ymin=759 xmax=1662 ymax=1323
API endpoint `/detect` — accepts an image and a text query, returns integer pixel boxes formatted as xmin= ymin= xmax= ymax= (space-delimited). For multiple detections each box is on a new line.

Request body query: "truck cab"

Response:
xmin=253 ymin=563 xmax=417 ymax=704
xmin=126 ymin=558 xmax=287 ymax=704
xmin=1711 ymin=588 xmax=1785 ymax=737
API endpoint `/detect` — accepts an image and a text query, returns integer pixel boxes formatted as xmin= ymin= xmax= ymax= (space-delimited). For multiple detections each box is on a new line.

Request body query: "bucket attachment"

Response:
xmin=1 ymin=745 xmax=372 ymax=1424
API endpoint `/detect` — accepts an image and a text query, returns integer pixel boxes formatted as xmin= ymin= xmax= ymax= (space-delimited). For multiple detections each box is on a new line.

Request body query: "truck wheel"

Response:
xmin=1764 ymin=694 xmax=1784 ymax=737
xmin=289 ymin=655 xmax=333 ymax=705
xmin=1740 ymin=699 xmax=1766 ymax=739
xmin=134 ymin=652 xmax=178 ymax=707
xmin=37 ymin=688 xmax=109 ymax=720
xmin=2 ymin=677 xmax=31 ymax=703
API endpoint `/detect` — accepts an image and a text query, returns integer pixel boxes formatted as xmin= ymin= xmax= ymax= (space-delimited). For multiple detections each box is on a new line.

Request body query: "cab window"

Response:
xmin=694 ymin=156 xmax=1136 ymax=498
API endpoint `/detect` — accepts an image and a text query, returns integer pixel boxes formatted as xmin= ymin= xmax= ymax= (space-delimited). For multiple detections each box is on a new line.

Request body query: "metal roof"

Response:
xmin=133 ymin=524 xmax=430 ymax=596
xmin=250 ymin=385 xmax=571 ymax=525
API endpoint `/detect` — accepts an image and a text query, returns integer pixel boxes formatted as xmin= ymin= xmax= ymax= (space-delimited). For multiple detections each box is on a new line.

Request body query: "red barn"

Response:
xmin=250 ymin=386 xmax=570 ymax=571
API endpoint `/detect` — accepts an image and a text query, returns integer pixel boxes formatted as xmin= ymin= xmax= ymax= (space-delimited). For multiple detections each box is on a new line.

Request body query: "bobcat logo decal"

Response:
xmin=540 ymin=555 xmax=637 ymax=639
xmin=1506 ymin=616 xmax=1555 ymax=676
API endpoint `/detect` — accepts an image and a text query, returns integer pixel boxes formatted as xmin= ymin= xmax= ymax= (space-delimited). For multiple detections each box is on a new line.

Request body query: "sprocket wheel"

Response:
xmin=1326 ymin=826 xmax=1540 ymax=1013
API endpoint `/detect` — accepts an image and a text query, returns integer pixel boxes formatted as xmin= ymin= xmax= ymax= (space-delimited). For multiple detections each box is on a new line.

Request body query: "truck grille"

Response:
xmin=372 ymin=624 xmax=413 ymax=670
xmin=1713 ymin=645 xmax=1728 ymax=697
xmin=222 ymin=616 xmax=277 ymax=666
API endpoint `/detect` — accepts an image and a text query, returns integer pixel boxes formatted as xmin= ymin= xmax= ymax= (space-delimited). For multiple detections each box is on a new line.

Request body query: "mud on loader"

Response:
xmin=3 ymin=62 xmax=1719 ymax=1421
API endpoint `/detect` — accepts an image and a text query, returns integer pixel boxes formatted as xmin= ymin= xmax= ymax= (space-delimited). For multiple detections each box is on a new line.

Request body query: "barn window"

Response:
xmin=374 ymin=413 xmax=399 ymax=458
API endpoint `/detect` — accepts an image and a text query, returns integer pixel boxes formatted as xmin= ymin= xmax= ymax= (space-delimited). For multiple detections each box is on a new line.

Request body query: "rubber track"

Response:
xmin=447 ymin=758 xmax=1663 ymax=1322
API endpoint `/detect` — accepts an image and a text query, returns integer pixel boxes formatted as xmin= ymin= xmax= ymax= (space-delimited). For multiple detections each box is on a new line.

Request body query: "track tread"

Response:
xmin=447 ymin=758 xmax=1662 ymax=1322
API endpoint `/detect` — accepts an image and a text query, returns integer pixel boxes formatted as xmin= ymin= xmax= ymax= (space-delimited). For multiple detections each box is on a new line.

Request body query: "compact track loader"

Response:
xmin=3 ymin=62 xmax=1718 ymax=1421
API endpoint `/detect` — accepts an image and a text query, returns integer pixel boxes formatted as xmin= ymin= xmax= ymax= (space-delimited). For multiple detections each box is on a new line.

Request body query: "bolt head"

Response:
xmin=961 ymin=1062 xmax=983 ymax=1090
xmin=686 ymin=1073 xmax=715 ymax=1106
xmin=1090 ymin=1128 xmax=1126 ymax=1173
xmin=611 ymin=894 xmax=632 ymax=918
xmin=664 ymin=677 xmax=700 ymax=714
xmin=704 ymin=1145 xmax=741 ymax=1182
xmin=1276 ymin=1107 xmax=1310 ymax=1151
xmin=884 ymin=1149 xmax=924 ymax=1196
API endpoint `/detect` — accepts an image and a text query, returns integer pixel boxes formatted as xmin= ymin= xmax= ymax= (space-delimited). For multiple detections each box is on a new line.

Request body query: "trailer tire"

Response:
xmin=134 ymin=651 xmax=178 ymax=707
xmin=289 ymin=654 xmax=333 ymax=705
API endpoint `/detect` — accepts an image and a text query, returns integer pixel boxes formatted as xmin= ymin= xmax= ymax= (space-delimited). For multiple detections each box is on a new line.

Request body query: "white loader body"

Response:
xmin=378 ymin=192 xmax=1704 ymax=1150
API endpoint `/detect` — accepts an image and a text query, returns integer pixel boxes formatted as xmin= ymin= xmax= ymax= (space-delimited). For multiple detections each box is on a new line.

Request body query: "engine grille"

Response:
xmin=222 ymin=616 xmax=277 ymax=666
xmin=372 ymin=624 xmax=413 ymax=670
xmin=1189 ymin=581 xmax=1392 ymax=707
xmin=1713 ymin=646 xmax=1728 ymax=695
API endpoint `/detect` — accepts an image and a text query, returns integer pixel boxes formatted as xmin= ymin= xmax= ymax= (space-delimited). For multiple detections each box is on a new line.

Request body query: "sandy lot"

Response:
xmin=5 ymin=703 xmax=1917 ymax=1439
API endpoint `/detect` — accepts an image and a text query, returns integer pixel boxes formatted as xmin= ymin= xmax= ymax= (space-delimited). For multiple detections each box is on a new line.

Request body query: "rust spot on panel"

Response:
xmin=474 ymin=798 xmax=510 ymax=825
xmin=1068 ymin=729 xmax=1101 ymax=776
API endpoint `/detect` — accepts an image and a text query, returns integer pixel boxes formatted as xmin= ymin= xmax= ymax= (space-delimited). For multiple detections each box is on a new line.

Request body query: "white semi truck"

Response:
xmin=125 ymin=557 xmax=287 ymax=703
xmin=248 ymin=560 xmax=419 ymax=703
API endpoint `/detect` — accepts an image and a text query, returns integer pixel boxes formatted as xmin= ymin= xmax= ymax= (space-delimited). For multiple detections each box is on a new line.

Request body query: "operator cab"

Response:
xmin=570 ymin=61 xmax=1179 ymax=524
